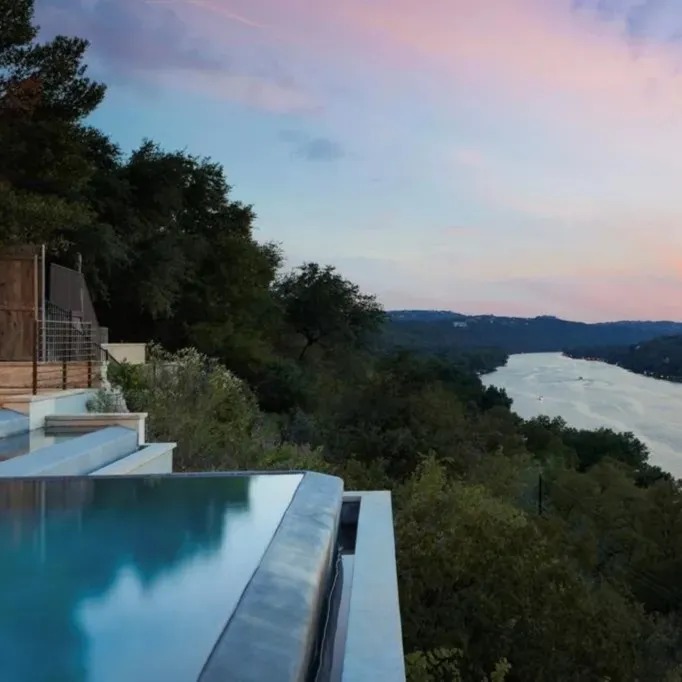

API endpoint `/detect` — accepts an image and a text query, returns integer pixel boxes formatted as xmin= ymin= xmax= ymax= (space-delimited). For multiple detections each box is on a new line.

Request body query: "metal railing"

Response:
xmin=28 ymin=305 xmax=119 ymax=394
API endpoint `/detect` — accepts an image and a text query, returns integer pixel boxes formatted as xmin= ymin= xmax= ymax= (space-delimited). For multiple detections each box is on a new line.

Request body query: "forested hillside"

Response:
xmin=386 ymin=311 xmax=682 ymax=354
xmin=5 ymin=3 xmax=682 ymax=679
xmin=565 ymin=335 xmax=682 ymax=382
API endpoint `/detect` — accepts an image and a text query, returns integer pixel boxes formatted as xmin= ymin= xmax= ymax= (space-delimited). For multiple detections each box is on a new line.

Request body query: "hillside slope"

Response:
xmin=564 ymin=334 xmax=682 ymax=381
xmin=385 ymin=310 xmax=682 ymax=354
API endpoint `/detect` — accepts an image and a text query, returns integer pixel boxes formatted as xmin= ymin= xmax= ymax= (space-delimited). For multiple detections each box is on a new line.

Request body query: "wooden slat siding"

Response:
xmin=0 ymin=246 xmax=41 ymax=361
xmin=0 ymin=362 xmax=102 ymax=390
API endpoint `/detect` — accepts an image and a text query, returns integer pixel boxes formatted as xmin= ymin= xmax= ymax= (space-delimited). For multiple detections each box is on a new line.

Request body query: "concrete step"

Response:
xmin=91 ymin=442 xmax=175 ymax=475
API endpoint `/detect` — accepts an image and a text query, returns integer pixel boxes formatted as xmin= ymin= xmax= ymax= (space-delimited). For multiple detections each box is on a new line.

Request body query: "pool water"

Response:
xmin=0 ymin=428 xmax=77 ymax=461
xmin=0 ymin=474 xmax=303 ymax=682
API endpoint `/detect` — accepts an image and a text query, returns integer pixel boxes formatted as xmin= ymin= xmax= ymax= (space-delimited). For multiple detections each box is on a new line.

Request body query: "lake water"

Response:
xmin=483 ymin=352 xmax=682 ymax=478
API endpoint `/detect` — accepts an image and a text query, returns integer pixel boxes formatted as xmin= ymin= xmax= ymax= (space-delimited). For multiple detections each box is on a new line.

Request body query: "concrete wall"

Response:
xmin=45 ymin=412 xmax=147 ymax=444
xmin=102 ymin=343 xmax=146 ymax=365
xmin=91 ymin=443 xmax=175 ymax=475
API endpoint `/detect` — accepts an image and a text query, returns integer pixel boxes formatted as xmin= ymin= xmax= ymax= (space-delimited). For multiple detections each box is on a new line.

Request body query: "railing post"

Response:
xmin=87 ymin=359 xmax=92 ymax=388
xmin=68 ymin=312 xmax=74 ymax=363
xmin=62 ymin=359 xmax=67 ymax=390
xmin=33 ymin=319 xmax=39 ymax=395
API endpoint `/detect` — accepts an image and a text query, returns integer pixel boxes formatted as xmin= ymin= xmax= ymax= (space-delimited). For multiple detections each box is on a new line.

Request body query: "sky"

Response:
xmin=33 ymin=0 xmax=682 ymax=321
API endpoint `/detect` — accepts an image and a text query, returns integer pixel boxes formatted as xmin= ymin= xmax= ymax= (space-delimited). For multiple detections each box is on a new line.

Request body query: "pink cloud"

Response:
xmin=170 ymin=0 xmax=682 ymax=171
xmin=514 ymin=273 xmax=682 ymax=321
xmin=155 ymin=70 xmax=319 ymax=113
xmin=334 ymin=0 xmax=682 ymax=130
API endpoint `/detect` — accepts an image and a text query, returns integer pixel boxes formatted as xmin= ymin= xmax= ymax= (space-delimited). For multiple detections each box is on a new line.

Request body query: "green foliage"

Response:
xmin=397 ymin=458 xmax=652 ymax=681
xmin=0 ymin=180 xmax=91 ymax=247
xmin=0 ymin=0 xmax=104 ymax=251
xmin=275 ymin=262 xmax=385 ymax=361
xmin=112 ymin=346 xmax=260 ymax=471
xmin=85 ymin=388 xmax=125 ymax=413
xmin=405 ymin=648 xmax=510 ymax=682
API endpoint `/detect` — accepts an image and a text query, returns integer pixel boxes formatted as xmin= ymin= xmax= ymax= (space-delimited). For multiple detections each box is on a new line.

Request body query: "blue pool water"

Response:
xmin=0 ymin=427 xmax=77 ymax=461
xmin=0 ymin=474 xmax=302 ymax=682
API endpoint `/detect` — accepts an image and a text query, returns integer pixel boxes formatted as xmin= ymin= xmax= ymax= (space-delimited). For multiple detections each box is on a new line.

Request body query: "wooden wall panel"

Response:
xmin=0 ymin=246 xmax=41 ymax=361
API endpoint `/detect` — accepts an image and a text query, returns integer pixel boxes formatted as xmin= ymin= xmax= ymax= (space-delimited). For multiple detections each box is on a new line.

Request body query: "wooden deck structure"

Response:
xmin=0 ymin=361 xmax=101 ymax=397
xmin=0 ymin=245 xmax=107 ymax=395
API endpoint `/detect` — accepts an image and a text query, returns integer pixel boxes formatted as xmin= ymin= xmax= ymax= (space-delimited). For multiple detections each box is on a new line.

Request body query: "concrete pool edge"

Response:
xmin=200 ymin=471 xmax=344 ymax=682
xmin=341 ymin=492 xmax=406 ymax=682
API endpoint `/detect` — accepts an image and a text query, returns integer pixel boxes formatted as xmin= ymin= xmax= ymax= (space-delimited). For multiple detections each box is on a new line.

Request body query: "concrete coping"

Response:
xmin=341 ymin=491 xmax=406 ymax=682
xmin=47 ymin=412 xmax=148 ymax=421
xmin=200 ymin=471 xmax=345 ymax=682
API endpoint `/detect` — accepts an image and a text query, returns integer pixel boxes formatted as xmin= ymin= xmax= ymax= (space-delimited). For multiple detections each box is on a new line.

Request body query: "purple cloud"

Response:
xmin=279 ymin=130 xmax=344 ymax=162
xmin=35 ymin=0 xmax=224 ymax=76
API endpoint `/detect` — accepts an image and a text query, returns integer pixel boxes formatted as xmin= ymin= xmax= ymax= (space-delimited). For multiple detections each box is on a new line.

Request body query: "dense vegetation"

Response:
xmin=6 ymin=4 xmax=682 ymax=678
xmin=565 ymin=335 xmax=682 ymax=382
xmin=387 ymin=311 xmax=682 ymax=354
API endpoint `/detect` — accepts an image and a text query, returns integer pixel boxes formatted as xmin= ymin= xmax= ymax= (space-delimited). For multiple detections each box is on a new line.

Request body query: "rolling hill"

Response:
xmin=384 ymin=310 xmax=682 ymax=355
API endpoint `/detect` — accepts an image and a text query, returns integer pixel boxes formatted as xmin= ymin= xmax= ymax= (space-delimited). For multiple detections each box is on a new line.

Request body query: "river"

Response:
xmin=482 ymin=352 xmax=682 ymax=478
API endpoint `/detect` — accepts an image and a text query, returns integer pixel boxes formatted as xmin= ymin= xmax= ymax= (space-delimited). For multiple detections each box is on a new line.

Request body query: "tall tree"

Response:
xmin=275 ymin=262 xmax=385 ymax=361
xmin=0 ymin=0 xmax=105 ymax=249
xmin=93 ymin=141 xmax=282 ymax=377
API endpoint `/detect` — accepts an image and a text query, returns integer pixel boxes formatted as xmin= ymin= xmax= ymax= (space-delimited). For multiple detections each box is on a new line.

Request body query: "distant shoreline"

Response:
xmin=561 ymin=352 xmax=682 ymax=385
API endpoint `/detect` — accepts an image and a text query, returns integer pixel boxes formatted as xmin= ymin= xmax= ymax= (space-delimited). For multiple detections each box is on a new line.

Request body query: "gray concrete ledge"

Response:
xmin=91 ymin=442 xmax=175 ymax=475
xmin=0 ymin=426 xmax=138 ymax=477
xmin=341 ymin=491 xmax=406 ymax=682
xmin=200 ymin=471 xmax=344 ymax=682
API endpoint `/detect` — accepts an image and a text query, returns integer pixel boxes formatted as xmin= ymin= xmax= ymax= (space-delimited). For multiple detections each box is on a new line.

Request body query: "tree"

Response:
xmin=275 ymin=262 xmax=385 ymax=361
xmin=0 ymin=0 xmax=105 ymax=120
xmin=91 ymin=141 xmax=283 ymax=379
xmin=0 ymin=0 xmax=105 ymax=250
xmin=396 ymin=458 xmax=655 ymax=682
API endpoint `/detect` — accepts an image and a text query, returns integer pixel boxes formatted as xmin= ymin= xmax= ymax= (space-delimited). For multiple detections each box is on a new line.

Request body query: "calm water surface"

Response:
xmin=0 ymin=474 xmax=302 ymax=682
xmin=483 ymin=352 xmax=682 ymax=478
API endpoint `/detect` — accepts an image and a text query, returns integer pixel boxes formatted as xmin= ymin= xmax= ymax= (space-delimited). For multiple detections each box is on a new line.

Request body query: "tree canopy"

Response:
xmin=275 ymin=262 xmax=385 ymax=360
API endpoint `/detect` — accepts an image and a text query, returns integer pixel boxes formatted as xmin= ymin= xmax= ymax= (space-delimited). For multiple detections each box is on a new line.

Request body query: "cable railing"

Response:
xmin=25 ymin=302 xmax=119 ymax=394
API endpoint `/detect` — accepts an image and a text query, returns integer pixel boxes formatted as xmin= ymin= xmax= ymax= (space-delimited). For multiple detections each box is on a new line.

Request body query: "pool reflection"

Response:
xmin=0 ymin=474 xmax=302 ymax=682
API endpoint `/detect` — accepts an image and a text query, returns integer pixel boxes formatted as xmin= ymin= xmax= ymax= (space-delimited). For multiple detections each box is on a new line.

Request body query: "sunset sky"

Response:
xmin=35 ymin=0 xmax=682 ymax=321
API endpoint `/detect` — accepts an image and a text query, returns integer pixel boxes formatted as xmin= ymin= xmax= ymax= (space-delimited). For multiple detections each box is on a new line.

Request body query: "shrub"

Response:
xmin=116 ymin=345 xmax=260 ymax=471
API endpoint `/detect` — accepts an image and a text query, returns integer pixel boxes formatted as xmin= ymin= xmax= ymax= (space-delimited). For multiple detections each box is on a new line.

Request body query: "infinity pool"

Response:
xmin=0 ymin=474 xmax=303 ymax=682
xmin=0 ymin=427 xmax=78 ymax=461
